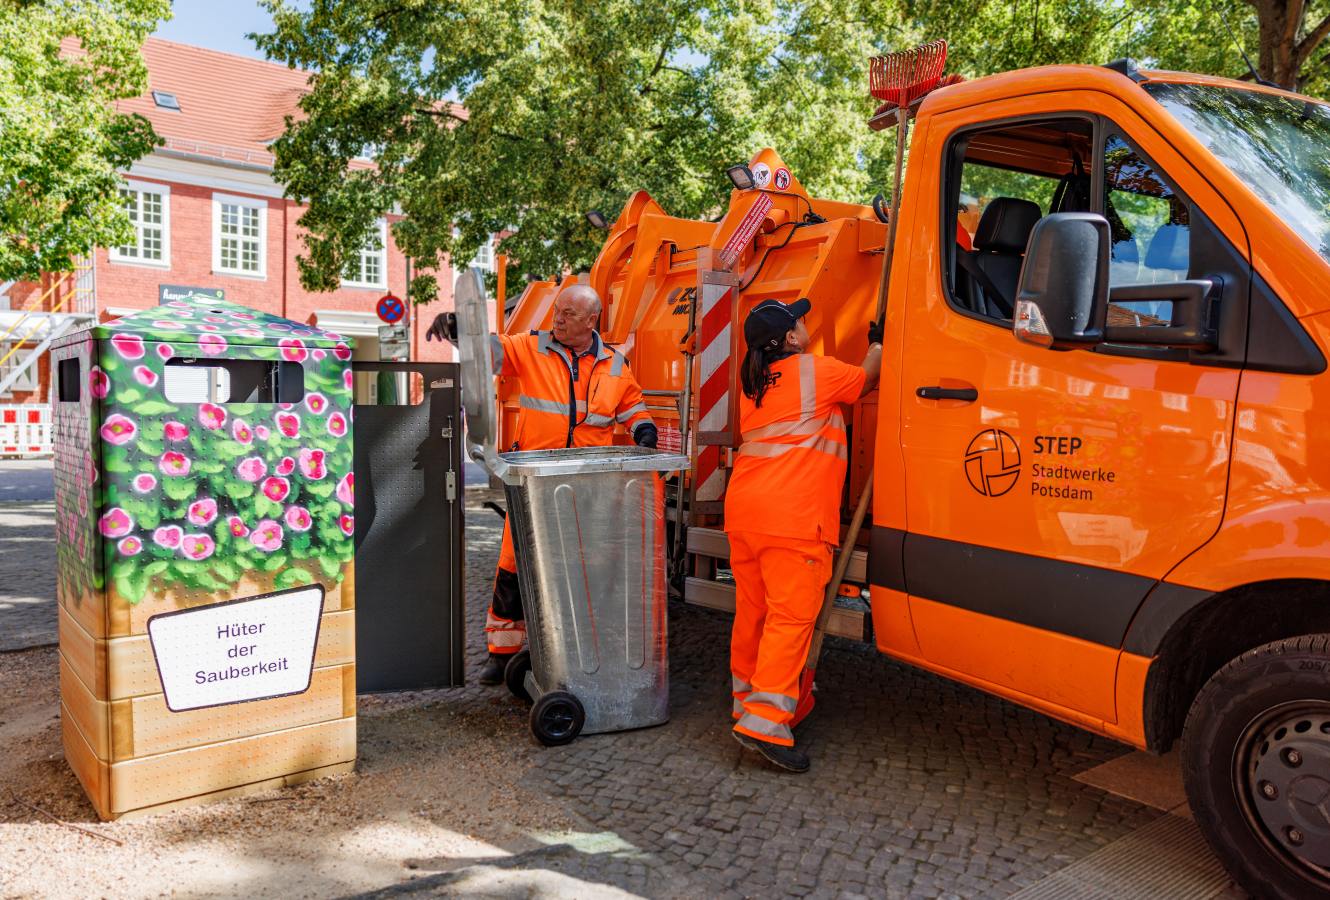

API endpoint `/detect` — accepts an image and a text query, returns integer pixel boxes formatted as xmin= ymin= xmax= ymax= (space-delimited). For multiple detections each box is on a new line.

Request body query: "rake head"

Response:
xmin=869 ymin=40 xmax=949 ymax=111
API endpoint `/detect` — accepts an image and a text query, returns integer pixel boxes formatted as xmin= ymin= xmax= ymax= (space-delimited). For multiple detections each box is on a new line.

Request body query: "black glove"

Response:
xmin=633 ymin=422 xmax=658 ymax=449
xmin=867 ymin=319 xmax=884 ymax=345
xmin=425 ymin=312 xmax=458 ymax=344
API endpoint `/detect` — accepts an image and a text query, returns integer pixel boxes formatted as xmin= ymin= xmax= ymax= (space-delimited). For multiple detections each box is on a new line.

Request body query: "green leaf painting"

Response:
xmin=69 ymin=293 xmax=357 ymax=605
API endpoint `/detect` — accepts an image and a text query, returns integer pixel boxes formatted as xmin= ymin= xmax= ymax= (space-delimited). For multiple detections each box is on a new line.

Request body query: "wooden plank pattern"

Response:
xmin=109 ymin=716 xmax=356 ymax=814
xmin=120 ymin=664 xmax=351 ymax=760
xmin=105 ymin=609 xmax=354 ymax=700
xmin=111 ymin=761 xmax=355 ymax=823
xmin=61 ymin=704 xmax=111 ymax=820
xmin=59 ymin=586 xmax=106 ymax=641
xmin=58 ymin=604 xmax=107 ymax=698
xmin=116 ymin=576 xmax=350 ymax=637
xmin=60 ymin=654 xmax=110 ymax=760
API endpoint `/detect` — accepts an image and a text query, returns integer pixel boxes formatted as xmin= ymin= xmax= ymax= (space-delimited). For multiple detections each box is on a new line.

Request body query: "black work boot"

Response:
xmin=733 ymin=731 xmax=810 ymax=773
xmin=478 ymin=653 xmax=507 ymax=686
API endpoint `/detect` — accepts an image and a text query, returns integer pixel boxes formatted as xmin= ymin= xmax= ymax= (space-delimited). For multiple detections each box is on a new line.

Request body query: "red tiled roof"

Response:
xmin=115 ymin=38 xmax=314 ymax=168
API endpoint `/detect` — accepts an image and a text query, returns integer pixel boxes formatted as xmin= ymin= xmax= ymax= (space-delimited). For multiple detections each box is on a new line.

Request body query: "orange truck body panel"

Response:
xmin=497 ymin=64 xmax=1330 ymax=750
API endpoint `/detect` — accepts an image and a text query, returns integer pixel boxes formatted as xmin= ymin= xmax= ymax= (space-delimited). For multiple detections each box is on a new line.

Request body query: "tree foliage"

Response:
xmin=258 ymin=0 xmax=1330 ymax=300
xmin=0 ymin=0 xmax=170 ymax=282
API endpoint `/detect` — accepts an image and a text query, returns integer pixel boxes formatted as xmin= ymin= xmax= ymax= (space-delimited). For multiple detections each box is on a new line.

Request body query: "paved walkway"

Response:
xmin=0 ymin=472 xmax=1245 ymax=897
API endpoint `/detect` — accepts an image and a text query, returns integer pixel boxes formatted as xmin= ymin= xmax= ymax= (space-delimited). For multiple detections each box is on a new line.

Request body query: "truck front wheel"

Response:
xmin=1183 ymin=634 xmax=1330 ymax=898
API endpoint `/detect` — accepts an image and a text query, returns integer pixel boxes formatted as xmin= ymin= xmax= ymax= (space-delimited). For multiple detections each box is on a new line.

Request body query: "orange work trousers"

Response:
xmin=487 ymin=518 xmax=526 ymax=654
xmin=728 ymin=530 xmax=832 ymax=747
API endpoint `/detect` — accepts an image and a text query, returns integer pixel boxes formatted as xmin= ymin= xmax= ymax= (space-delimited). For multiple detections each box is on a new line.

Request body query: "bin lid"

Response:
xmin=498 ymin=445 xmax=689 ymax=478
xmin=454 ymin=269 xmax=501 ymax=473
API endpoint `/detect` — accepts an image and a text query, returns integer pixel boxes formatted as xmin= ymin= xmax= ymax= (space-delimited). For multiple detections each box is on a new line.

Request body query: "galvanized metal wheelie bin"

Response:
xmin=453 ymin=271 xmax=688 ymax=745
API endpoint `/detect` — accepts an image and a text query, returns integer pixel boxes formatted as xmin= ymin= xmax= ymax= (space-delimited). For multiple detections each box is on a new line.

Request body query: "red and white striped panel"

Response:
xmin=0 ymin=403 xmax=52 ymax=457
xmin=695 ymin=280 xmax=734 ymax=502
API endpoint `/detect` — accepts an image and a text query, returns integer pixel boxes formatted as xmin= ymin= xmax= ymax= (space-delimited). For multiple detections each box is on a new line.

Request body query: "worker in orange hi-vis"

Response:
xmin=427 ymin=284 xmax=657 ymax=685
xmin=725 ymin=298 xmax=882 ymax=772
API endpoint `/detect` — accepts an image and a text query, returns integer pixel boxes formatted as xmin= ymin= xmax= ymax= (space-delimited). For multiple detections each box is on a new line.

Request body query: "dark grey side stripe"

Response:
xmin=867 ymin=526 xmax=1158 ymax=648
xmin=1121 ymin=581 xmax=1212 ymax=656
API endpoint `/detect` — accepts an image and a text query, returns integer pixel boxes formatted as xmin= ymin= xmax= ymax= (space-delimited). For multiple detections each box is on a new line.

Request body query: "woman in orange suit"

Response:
xmin=725 ymin=298 xmax=882 ymax=772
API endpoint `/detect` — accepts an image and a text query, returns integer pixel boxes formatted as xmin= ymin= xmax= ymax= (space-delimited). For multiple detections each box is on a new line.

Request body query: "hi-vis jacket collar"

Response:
xmin=535 ymin=329 xmax=614 ymax=364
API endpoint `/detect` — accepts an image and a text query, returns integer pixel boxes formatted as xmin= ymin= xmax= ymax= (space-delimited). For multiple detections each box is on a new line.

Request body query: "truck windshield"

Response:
xmin=1145 ymin=82 xmax=1330 ymax=264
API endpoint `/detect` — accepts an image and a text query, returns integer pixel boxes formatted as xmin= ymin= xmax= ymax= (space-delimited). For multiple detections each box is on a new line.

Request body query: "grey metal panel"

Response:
xmin=352 ymin=362 xmax=464 ymax=692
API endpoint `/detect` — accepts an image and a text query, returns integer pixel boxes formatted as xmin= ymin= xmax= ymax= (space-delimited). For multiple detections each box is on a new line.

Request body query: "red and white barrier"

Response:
xmin=0 ymin=404 xmax=52 ymax=457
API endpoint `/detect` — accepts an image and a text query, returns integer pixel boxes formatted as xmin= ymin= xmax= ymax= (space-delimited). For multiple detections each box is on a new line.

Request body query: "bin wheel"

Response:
xmin=504 ymin=649 xmax=532 ymax=703
xmin=530 ymin=692 xmax=585 ymax=746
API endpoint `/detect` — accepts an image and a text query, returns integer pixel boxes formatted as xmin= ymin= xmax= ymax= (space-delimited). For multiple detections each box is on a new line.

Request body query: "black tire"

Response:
xmin=1183 ymin=633 xmax=1330 ymax=899
xmin=530 ymin=691 xmax=584 ymax=746
xmin=504 ymin=649 xmax=532 ymax=703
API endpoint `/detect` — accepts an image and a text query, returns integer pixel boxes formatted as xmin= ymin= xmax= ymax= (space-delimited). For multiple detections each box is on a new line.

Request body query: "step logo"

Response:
xmin=964 ymin=429 xmax=1021 ymax=497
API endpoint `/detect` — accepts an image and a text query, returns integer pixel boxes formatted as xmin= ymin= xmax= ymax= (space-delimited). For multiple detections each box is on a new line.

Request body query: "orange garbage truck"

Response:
xmin=496 ymin=59 xmax=1330 ymax=897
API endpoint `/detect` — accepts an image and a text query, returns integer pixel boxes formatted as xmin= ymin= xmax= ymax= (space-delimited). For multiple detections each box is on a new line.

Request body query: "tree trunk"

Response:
xmin=1251 ymin=0 xmax=1330 ymax=89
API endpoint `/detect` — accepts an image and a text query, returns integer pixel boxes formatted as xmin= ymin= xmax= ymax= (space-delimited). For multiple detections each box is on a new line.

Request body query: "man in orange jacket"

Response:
xmin=429 ymin=284 xmax=657 ymax=684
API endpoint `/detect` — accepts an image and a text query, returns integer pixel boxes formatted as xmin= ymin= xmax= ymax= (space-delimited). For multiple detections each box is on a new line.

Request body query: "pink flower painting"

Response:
xmin=110 ymin=333 xmax=144 ymax=359
xmin=334 ymin=342 xmax=352 ymax=361
xmin=133 ymin=365 xmax=159 ymax=387
xmin=159 ymin=451 xmax=191 ymax=477
xmin=312 ymin=349 xmax=326 ymax=362
xmin=327 ymin=412 xmax=348 ymax=437
xmin=339 ymin=513 xmax=355 ymax=536
xmin=156 ymin=343 xmax=174 ymax=360
xmin=236 ymin=456 xmax=267 ymax=482
xmin=305 ymin=392 xmax=328 ymax=415
xmin=298 ymin=448 xmax=326 ymax=479
xmin=227 ymin=516 xmax=250 ymax=538
xmin=250 ymin=519 xmax=284 ymax=552
xmin=261 ymin=476 xmax=290 ymax=502
xmin=181 ymin=534 xmax=216 ymax=561
xmin=279 ymin=338 xmax=307 ymax=362
xmin=187 ymin=498 xmax=218 ymax=526
xmin=153 ymin=525 xmax=183 ymax=549
xmin=232 ymin=418 xmax=253 ymax=444
xmin=118 ymin=536 xmax=143 ymax=557
xmin=343 ymin=369 xmax=353 ymax=390
xmin=284 ymin=505 xmax=312 ymax=532
xmin=275 ymin=411 xmax=300 ymax=438
xmin=255 ymin=425 xmax=270 ymax=441
xmin=89 ymin=367 xmax=109 ymax=399
xmin=199 ymin=333 xmax=227 ymax=356
xmin=164 ymin=421 xmax=190 ymax=442
xmin=199 ymin=403 xmax=227 ymax=430
xmin=336 ymin=471 xmax=354 ymax=505
xmin=132 ymin=473 xmax=157 ymax=493
xmin=275 ymin=456 xmax=295 ymax=476
xmin=98 ymin=508 xmax=133 ymax=538
xmin=100 ymin=414 xmax=137 ymax=445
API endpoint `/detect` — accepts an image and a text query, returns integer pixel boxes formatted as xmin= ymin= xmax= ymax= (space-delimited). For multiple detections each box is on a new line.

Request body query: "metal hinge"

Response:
xmin=440 ymin=425 xmax=454 ymax=438
xmin=446 ymin=470 xmax=457 ymax=502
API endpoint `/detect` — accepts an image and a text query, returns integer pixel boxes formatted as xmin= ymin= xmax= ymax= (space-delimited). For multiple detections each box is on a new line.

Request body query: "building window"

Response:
xmin=471 ymin=236 xmax=495 ymax=273
xmin=212 ymin=194 xmax=267 ymax=277
xmin=0 ymin=344 xmax=39 ymax=396
xmin=109 ymin=182 xmax=170 ymax=267
xmin=342 ymin=219 xmax=388 ymax=289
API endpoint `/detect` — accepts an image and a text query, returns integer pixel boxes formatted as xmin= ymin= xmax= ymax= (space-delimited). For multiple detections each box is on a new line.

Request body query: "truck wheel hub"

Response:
xmin=1245 ymin=704 xmax=1330 ymax=875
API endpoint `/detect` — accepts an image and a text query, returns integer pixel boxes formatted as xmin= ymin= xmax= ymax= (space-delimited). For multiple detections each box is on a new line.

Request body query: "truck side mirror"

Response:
xmin=1012 ymin=213 xmax=1109 ymax=349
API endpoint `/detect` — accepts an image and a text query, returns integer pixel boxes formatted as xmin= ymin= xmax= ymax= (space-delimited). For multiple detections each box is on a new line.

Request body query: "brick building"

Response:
xmin=0 ymin=37 xmax=490 ymax=410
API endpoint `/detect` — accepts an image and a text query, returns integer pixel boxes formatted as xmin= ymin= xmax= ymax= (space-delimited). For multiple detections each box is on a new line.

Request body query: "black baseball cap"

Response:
xmin=743 ymin=298 xmax=811 ymax=351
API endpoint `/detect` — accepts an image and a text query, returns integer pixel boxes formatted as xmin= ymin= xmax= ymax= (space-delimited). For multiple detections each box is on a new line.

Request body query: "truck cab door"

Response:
xmin=894 ymin=97 xmax=1247 ymax=724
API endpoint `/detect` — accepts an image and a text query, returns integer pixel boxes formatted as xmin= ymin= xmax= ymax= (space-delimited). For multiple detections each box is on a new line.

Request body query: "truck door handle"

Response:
xmin=916 ymin=386 xmax=978 ymax=402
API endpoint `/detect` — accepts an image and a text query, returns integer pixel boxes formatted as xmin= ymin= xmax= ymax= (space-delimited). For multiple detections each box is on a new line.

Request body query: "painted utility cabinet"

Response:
xmin=51 ymin=290 xmax=358 ymax=820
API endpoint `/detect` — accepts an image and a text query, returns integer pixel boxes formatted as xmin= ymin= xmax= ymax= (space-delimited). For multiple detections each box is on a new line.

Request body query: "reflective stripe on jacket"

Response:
xmin=723 ymin=353 xmax=865 ymax=545
xmin=493 ymin=330 xmax=655 ymax=450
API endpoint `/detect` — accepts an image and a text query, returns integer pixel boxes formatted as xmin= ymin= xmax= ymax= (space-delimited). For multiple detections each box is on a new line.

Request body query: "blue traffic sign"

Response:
xmin=376 ymin=294 xmax=405 ymax=324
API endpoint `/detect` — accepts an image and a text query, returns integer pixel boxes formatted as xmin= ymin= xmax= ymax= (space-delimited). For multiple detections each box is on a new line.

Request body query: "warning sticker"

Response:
xmin=718 ymin=194 xmax=774 ymax=270
xmin=751 ymin=162 xmax=772 ymax=189
xmin=773 ymin=168 xmax=791 ymax=190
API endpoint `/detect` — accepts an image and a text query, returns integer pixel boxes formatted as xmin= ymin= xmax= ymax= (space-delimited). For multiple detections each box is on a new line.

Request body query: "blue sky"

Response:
xmin=153 ymin=1 xmax=275 ymax=59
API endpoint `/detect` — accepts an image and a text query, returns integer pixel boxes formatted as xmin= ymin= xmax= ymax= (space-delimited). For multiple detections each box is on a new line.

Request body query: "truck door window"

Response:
xmin=943 ymin=118 xmax=1094 ymax=324
xmin=1103 ymin=134 xmax=1193 ymax=325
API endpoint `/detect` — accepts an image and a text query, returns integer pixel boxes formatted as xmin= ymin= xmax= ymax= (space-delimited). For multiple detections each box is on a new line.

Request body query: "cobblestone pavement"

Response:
xmin=0 ymin=458 xmax=54 ymax=501
xmin=0 ymin=500 xmax=57 ymax=651
xmin=431 ymin=487 xmax=1237 ymax=900
xmin=1 ymin=478 xmax=1241 ymax=897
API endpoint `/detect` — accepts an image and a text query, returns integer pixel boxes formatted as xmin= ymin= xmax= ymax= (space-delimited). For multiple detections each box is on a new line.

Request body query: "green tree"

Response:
xmin=0 ymin=0 xmax=170 ymax=282
xmin=256 ymin=0 xmax=908 ymax=303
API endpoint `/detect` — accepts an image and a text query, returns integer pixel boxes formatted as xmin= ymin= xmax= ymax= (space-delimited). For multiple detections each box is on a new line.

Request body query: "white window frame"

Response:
xmin=471 ymin=236 xmax=495 ymax=273
xmin=212 ymin=193 xmax=268 ymax=278
xmin=341 ymin=218 xmax=389 ymax=290
xmin=109 ymin=180 xmax=171 ymax=268
xmin=0 ymin=344 xmax=39 ymax=395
